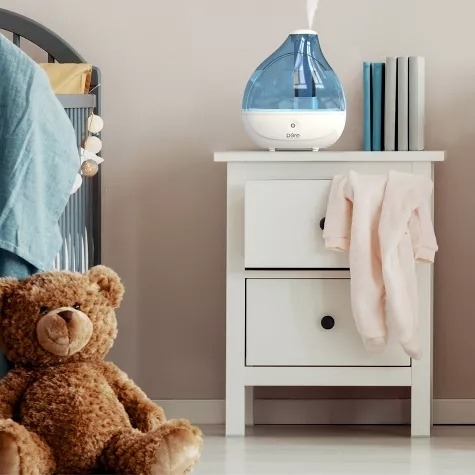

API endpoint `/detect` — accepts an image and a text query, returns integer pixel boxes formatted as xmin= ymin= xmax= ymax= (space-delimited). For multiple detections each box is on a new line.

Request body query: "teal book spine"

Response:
xmin=371 ymin=62 xmax=384 ymax=151
xmin=363 ymin=62 xmax=372 ymax=151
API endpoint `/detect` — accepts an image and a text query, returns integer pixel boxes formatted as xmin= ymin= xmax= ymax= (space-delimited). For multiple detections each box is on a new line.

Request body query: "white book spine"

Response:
xmin=397 ymin=57 xmax=409 ymax=151
xmin=409 ymin=56 xmax=426 ymax=151
xmin=384 ymin=57 xmax=397 ymax=151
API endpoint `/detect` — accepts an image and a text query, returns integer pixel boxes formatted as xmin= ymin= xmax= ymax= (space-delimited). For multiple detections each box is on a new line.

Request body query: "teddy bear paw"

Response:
xmin=0 ymin=431 xmax=21 ymax=475
xmin=151 ymin=424 xmax=203 ymax=475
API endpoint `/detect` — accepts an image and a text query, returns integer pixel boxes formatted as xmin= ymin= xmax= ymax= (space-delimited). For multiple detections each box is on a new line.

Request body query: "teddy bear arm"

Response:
xmin=0 ymin=369 xmax=31 ymax=419
xmin=99 ymin=361 xmax=166 ymax=432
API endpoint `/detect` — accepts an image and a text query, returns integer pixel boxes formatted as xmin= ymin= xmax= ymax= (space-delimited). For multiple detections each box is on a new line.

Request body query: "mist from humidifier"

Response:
xmin=307 ymin=0 xmax=320 ymax=29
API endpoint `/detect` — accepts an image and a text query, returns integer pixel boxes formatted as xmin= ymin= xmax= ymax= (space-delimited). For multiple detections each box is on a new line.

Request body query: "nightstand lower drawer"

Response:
xmin=245 ymin=279 xmax=410 ymax=367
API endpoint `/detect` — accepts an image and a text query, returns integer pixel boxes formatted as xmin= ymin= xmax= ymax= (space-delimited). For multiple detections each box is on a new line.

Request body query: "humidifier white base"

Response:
xmin=242 ymin=110 xmax=346 ymax=151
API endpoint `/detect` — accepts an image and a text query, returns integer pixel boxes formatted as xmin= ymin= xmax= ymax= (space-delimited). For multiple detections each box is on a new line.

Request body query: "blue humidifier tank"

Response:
xmin=242 ymin=30 xmax=346 ymax=151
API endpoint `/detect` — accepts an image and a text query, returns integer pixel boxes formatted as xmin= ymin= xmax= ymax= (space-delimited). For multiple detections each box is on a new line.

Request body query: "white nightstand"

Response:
xmin=215 ymin=151 xmax=444 ymax=438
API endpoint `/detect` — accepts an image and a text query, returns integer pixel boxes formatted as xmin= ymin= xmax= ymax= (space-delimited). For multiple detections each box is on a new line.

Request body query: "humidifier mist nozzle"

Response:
xmin=290 ymin=29 xmax=317 ymax=35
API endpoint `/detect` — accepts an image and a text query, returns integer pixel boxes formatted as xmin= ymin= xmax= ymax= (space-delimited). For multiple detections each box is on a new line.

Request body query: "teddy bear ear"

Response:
xmin=0 ymin=278 xmax=19 ymax=312
xmin=87 ymin=266 xmax=124 ymax=309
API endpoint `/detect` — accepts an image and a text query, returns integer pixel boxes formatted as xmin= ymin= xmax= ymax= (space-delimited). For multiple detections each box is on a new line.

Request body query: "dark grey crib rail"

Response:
xmin=0 ymin=8 xmax=101 ymax=270
xmin=57 ymin=95 xmax=96 ymax=273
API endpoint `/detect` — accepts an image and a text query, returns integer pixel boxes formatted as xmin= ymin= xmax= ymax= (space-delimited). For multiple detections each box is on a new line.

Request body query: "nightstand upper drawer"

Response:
xmin=246 ymin=278 xmax=410 ymax=367
xmin=244 ymin=179 xmax=348 ymax=269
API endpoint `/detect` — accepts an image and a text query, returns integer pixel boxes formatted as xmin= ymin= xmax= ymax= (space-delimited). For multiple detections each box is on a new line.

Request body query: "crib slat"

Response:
xmin=55 ymin=98 xmax=98 ymax=273
xmin=12 ymin=33 xmax=20 ymax=47
xmin=48 ymin=53 xmax=55 ymax=63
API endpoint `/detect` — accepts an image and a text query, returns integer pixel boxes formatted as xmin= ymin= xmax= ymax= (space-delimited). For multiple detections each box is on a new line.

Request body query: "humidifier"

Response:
xmin=242 ymin=29 xmax=346 ymax=151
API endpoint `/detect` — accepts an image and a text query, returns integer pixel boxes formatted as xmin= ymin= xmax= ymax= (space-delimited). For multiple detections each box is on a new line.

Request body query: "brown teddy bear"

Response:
xmin=0 ymin=266 xmax=203 ymax=474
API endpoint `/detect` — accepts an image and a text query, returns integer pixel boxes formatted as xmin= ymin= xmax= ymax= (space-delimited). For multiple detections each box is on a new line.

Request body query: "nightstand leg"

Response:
xmin=411 ymin=383 xmax=431 ymax=437
xmin=411 ymin=248 xmax=433 ymax=438
xmin=226 ymin=383 xmax=246 ymax=436
xmin=246 ymin=386 xmax=254 ymax=426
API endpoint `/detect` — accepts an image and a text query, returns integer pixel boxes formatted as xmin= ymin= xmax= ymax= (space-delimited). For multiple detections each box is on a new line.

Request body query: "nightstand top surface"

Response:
xmin=214 ymin=151 xmax=445 ymax=163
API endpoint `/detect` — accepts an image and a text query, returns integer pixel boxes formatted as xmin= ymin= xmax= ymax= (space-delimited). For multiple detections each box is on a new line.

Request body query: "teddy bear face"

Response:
xmin=0 ymin=266 xmax=124 ymax=366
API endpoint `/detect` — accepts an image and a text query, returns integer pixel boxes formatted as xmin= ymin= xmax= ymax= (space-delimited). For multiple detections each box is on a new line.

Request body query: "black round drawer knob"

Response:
xmin=319 ymin=218 xmax=326 ymax=230
xmin=321 ymin=316 xmax=335 ymax=330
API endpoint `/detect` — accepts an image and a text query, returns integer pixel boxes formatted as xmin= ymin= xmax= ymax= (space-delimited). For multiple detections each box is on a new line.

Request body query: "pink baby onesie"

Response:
xmin=323 ymin=170 xmax=438 ymax=359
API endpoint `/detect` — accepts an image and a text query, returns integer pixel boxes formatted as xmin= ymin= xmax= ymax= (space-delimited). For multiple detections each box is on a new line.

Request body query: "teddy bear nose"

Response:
xmin=57 ymin=310 xmax=74 ymax=323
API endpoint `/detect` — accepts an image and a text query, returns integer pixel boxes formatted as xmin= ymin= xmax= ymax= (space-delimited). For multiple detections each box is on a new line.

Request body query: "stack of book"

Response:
xmin=363 ymin=57 xmax=425 ymax=152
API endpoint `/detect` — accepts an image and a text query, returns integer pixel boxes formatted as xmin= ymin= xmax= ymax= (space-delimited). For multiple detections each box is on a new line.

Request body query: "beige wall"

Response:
xmin=2 ymin=0 xmax=473 ymax=400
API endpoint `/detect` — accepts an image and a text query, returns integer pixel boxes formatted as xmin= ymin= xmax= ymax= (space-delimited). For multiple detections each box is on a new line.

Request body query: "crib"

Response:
xmin=0 ymin=8 xmax=101 ymax=272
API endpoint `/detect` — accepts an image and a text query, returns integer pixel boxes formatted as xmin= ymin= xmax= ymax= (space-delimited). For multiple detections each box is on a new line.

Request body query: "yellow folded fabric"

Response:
xmin=39 ymin=63 xmax=92 ymax=94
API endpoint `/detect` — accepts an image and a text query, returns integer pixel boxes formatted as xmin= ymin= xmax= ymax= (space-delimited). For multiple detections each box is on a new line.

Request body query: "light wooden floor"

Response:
xmin=194 ymin=425 xmax=475 ymax=474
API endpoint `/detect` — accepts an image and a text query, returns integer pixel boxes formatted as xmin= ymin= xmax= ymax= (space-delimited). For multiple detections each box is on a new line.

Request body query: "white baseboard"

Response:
xmin=157 ymin=399 xmax=225 ymax=425
xmin=434 ymin=399 xmax=475 ymax=425
xmin=156 ymin=399 xmax=475 ymax=426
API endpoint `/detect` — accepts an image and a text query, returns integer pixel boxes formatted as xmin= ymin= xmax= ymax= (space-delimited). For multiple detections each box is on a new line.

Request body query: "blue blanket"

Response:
xmin=0 ymin=34 xmax=79 ymax=377
xmin=0 ymin=33 xmax=79 ymax=271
